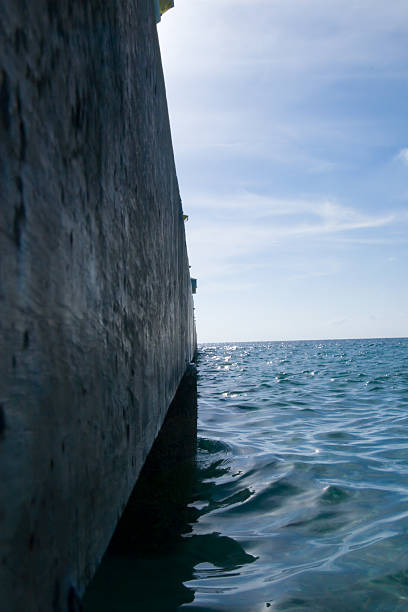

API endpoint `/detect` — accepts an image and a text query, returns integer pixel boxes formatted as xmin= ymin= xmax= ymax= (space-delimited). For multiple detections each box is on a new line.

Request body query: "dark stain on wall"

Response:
xmin=0 ymin=405 xmax=5 ymax=438
xmin=13 ymin=178 xmax=26 ymax=249
xmin=0 ymin=70 xmax=10 ymax=130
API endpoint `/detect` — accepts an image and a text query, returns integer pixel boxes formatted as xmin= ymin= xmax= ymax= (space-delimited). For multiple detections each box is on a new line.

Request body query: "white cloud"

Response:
xmin=185 ymin=191 xmax=404 ymax=283
xmin=397 ymin=148 xmax=408 ymax=165
xmin=160 ymin=0 xmax=408 ymax=81
xmin=160 ymin=0 xmax=408 ymax=179
xmin=188 ymin=192 xmax=397 ymax=231
xmin=159 ymin=0 xmax=408 ymax=341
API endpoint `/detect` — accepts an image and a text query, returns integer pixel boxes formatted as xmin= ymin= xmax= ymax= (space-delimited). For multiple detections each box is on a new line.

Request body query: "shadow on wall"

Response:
xmin=82 ymin=364 xmax=256 ymax=611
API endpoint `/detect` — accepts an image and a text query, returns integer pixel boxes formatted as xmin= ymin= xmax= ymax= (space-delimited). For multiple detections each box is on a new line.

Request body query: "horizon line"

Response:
xmin=198 ymin=335 xmax=408 ymax=344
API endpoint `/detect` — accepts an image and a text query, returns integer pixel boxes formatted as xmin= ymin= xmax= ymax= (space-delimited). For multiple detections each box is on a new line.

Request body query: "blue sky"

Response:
xmin=158 ymin=0 xmax=408 ymax=342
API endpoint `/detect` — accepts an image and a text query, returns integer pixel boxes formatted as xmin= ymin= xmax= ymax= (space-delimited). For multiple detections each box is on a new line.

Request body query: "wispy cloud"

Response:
xmin=159 ymin=0 xmax=408 ymax=341
xmin=161 ymin=0 xmax=408 ymax=186
xmin=189 ymin=192 xmax=397 ymax=232
xmin=185 ymin=192 xmax=405 ymax=282
xmin=160 ymin=0 xmax=408 ymax=80
xmin=397 ymin=148 xmax=408 ymax=165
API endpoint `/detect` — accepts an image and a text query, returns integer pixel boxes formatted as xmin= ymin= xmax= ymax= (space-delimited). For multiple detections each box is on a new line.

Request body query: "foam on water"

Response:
xmin=85 ymin=338 xmax=408 ymax=611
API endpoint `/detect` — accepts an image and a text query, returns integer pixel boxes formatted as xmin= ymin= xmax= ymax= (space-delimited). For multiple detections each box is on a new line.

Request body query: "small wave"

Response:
xmin=222 ymin=478 xmax=302 ymax=516
xmin=87 ymin=338 xmax=408 ymax=612
xmin=231 ymin=402 xmax=262 ymax=411
xmin=198 ymin=438 xmax=231 ymax=454
xmin=203 ymin=488 xmax=255 ymax=515
xmin=274 ymin=596 xmax=311 ymax=610
xmin=319 ymin=484 xmax=351 ymax=504
xmin=317 ymin=431 xmax=360 ymax=441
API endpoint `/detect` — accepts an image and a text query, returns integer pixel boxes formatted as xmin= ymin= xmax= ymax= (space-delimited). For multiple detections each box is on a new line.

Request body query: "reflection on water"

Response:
xmin=85 ymin=339 xmax=408 ymax=611
xmin=83 ymin=533 xmax=255 ymax=611
xmin=83 ymin=438 xmax=256 ymax=611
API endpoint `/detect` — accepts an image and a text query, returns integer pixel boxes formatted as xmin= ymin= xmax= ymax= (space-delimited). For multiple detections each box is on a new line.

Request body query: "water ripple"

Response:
xmin=83 ymin=338 xmax=408 ymax=611
xmin=190 ymin=338 xmax=408 ymax=610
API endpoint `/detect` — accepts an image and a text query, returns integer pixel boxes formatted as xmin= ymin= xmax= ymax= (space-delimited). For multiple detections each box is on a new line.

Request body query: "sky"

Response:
xmin=158 ymin=0 xmax=408 ymax=342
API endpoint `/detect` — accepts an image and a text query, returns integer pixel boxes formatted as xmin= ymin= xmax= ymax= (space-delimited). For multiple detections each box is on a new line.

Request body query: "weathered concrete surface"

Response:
xmin=102 ymin=362 xmax=198 ymax=555
xmin=0 ymin=1 xmax=196 ymax=611
xmin=83 ymin=363 xmax=198 ymax=610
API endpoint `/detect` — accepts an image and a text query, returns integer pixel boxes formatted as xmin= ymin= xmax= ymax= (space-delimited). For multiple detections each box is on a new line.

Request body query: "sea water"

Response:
xmin=84 ymin=338 xmax=408 ymax=611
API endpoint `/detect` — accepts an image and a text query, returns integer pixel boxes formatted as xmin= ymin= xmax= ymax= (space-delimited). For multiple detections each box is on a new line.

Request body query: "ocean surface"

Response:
xmin=85 ymin=338 xmax=408 ymax=611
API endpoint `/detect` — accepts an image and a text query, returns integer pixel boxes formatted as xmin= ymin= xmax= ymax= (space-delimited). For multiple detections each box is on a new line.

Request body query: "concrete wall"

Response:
xmin=0 ymin=1 xmax=196 ymax=610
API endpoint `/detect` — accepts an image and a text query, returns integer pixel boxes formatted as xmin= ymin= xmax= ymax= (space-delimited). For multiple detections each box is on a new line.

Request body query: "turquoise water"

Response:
xmin=85 ymin=338 xmax=408 ymax=611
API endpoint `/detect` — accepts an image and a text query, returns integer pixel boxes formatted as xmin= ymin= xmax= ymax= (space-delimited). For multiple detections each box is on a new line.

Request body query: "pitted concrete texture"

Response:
xmin=0 ymin=1 xmax=196 ymax=611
